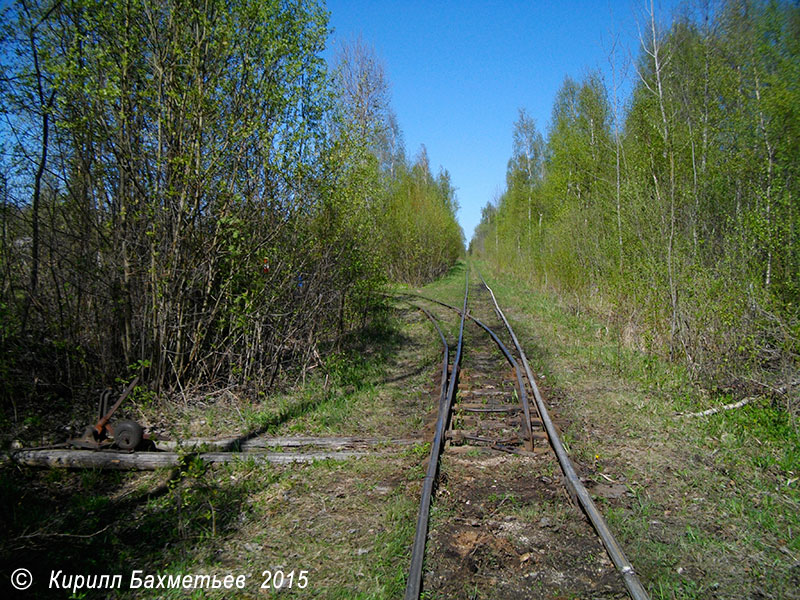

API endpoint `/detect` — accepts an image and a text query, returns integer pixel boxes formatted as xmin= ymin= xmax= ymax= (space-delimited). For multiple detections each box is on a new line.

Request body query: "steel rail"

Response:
xmin=404 ymin=292 xmax=535 ymax=451
xmin=404 ymin=267 xmax=469 ymax=600
xmin=476 ymin=268 xmax=651 ymax=600
xmin=408 ymin=302 xmax=450 ymax=411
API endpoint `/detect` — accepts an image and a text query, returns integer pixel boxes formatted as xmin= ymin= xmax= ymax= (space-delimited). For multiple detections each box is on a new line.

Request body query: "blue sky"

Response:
xmin=325 ymin=0 xmax=682 ymax=243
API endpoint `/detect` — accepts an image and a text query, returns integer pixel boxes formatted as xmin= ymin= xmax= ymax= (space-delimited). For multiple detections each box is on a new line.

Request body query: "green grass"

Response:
xmin=0 ymin=294 xmax=438 ymax=599
xmin=5 ymin=260 xmax=796 ymax=598
xmin=475 ymin=261 xmax=800 ymax=600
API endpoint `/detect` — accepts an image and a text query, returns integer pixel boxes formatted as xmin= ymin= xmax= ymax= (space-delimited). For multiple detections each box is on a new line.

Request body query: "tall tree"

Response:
xmin=508 ymin=109 xmax=545 ymax=246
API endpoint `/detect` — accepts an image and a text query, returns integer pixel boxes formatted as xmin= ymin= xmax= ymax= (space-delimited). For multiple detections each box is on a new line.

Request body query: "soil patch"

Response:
xmin=425 ymin=449 xmax=627 ymax=599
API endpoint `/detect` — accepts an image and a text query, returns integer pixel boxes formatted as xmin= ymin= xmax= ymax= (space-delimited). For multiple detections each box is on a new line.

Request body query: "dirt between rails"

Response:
xmin=416 ymin=284 xmax=630 ymax=599
xmin=424 ymin=449 xmax=627 ymax=599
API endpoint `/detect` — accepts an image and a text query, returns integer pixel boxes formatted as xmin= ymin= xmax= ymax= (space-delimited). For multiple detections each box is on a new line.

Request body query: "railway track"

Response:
xmin=6 ymin=263 xmax=650 ymax=597
xmin=403 ymin=265 xmax=649 ymax=600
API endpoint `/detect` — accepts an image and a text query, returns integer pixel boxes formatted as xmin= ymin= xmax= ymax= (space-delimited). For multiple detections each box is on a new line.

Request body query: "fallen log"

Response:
xmin=676 ymin=396 xmax=758 ymax=418
xmin=4 ymin=449 xmax=367 ymax=470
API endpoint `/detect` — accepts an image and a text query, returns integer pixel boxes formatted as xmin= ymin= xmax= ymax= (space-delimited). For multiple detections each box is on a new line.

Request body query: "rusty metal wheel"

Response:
xmin=113 ymin=420 xmax=143 ymax=451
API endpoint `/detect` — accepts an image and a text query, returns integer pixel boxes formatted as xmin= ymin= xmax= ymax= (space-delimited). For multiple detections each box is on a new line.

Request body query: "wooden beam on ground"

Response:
xmin=5 ymin=449 xmax=368 ymax=470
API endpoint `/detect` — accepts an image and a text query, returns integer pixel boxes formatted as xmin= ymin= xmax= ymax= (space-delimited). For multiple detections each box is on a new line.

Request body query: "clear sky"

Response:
xmin=325 ymin=0 xmax=682 ymax=243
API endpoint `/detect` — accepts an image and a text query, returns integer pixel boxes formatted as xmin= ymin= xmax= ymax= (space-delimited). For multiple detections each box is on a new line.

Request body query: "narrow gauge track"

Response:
xmin=402 ymin=265 xmax=649 ymax=600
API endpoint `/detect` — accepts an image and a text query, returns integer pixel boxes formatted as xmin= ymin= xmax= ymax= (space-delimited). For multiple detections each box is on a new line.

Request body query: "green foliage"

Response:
xmin=0 ymin=0 xmax=464 ymax=404
xmin=472 ymin=0 xmax=800 ymax=396
xmin=381 ymin=149 xmax=464 ymax=284
xmin=0 ymin=0 xmax=345 ymax=396
xmin=329 ymin=39 xmax=464 ymax=287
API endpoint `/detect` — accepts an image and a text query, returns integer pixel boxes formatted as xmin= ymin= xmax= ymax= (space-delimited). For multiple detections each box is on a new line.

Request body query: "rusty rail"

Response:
xmin=407 ymin=292 xmax=534 ymax=451
xmin=410 ymin=303 xmax=450 ymax=411
xmin=404 ymin=266 xmax=469 ymax=600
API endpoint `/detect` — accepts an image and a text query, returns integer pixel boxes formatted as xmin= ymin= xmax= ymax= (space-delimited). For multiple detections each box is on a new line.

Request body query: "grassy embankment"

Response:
xmin=474 ymin=262 xmax=799 ymax=599
xmin=2 ymin=260 xmax=796 ymax=598
xmin=1 ymin=307 xmax=442 ymax=599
